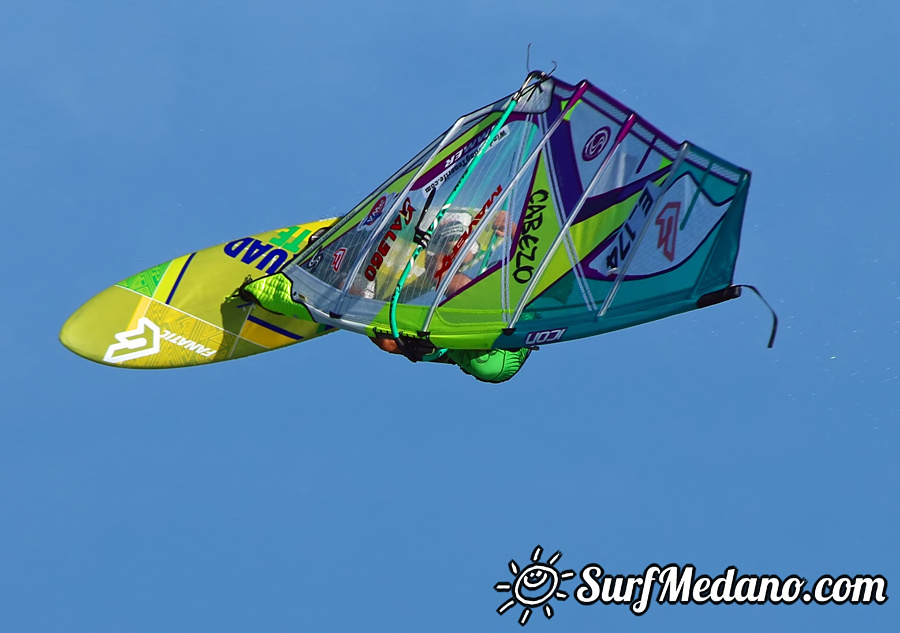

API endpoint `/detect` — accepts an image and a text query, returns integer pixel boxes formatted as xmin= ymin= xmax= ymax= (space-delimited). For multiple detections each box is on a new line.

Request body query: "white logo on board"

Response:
xmin=103 ymin=317 xmax=161 ymax=363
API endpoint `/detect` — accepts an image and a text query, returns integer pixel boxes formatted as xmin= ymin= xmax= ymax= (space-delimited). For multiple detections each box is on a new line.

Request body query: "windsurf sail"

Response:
xmin=244 ymin=72 xmax=765 ymax=351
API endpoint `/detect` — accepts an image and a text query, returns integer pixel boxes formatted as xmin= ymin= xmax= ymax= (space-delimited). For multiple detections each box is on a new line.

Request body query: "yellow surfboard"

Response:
xmin=60 ymin=218 xmax=339 ymax=369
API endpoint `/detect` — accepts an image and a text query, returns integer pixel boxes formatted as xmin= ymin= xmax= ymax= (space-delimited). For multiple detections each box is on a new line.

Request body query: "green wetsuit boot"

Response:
xmin=443 ymin=348 xmax=531 ymax=384
xmin=243 ymin=275 xmax=530 ymax=384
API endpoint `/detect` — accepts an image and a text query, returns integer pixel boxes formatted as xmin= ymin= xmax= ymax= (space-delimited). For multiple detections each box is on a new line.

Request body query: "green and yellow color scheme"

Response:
xmin=60 ymin=218 xmax=337 ymax=369
xmin=62 ymin=74 xmax=759 ymax=373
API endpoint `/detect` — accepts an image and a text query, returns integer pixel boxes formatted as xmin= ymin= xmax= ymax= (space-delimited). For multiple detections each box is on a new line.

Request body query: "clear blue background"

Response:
xmin=1 ymin=1 xmax=897 ymax=631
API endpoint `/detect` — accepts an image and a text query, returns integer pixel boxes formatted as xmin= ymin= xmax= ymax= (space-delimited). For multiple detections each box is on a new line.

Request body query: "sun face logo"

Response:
xmin=494 ymin=546 xmax=576 ymax=626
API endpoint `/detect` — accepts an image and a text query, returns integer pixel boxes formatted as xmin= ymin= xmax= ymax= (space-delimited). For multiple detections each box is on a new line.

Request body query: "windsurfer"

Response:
xmin=369 ymin=214 xmax=531 ymax=383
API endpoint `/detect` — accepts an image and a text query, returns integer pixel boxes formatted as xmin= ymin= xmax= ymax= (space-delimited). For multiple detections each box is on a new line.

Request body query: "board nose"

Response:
xmin=59 ymin=285 xmax=149 ymax=366
xmin=59 ymin=303 xmax=91 ymax=360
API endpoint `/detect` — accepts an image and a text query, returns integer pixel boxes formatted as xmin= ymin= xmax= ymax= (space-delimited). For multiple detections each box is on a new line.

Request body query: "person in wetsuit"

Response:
xmin=369 ymin=214 xmax=531 ymax=383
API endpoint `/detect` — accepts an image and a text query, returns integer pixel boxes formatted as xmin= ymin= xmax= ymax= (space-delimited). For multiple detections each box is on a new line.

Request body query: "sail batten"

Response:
xmin=270 ymin=75 xmax=752 ymax=349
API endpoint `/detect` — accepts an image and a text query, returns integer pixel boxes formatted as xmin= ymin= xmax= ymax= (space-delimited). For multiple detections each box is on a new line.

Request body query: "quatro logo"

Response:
xmin=103 ymin=317 xmax=161 ymax=363
xmin=656 ymin=202 xmax=681 ymax=262
xmin=582 ymin=127 xmax=611 ymax=161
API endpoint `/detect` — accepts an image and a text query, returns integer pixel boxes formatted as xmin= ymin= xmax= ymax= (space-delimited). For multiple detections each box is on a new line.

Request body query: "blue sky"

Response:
xmin=1 ymin=1 xmax=897 ymax=631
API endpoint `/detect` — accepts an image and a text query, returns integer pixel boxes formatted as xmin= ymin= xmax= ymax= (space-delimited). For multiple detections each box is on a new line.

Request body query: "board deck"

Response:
xmin=60 ymin=218 xmax=339 ymax=368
